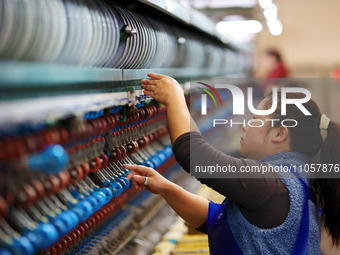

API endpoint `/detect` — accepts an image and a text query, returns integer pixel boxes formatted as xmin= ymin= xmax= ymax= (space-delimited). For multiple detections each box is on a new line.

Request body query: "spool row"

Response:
xmin=0 ymin=103 xmax=173 ymax=255
xmin=0 ymin=0 xmax=235 ymax=70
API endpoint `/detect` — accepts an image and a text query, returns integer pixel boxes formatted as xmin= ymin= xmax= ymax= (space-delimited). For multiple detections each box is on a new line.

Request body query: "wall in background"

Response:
xmin=254 ymin=0 xmax=340 ymax=78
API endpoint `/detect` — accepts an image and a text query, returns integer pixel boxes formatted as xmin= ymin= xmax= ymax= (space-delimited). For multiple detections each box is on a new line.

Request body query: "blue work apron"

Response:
xmin=207 ymin=167 xmax=319 ymax=255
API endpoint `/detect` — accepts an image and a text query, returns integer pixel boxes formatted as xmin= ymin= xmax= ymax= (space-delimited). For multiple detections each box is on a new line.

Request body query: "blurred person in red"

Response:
xmin=264 ymin=49 xmax=289 ymax=78
xmin=260 ymin=48 xmax=290 ymax=92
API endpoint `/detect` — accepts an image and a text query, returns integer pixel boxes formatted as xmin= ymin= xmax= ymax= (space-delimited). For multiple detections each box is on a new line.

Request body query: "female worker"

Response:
xmin=124 ymin=73 xmax=340 ymax=254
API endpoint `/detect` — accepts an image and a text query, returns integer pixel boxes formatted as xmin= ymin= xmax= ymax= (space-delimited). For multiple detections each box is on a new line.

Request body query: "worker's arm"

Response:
xmin=141 ymin=73 xmax=200 ymax=145
xmin=124 ymin=164 xmax=209 ymax=228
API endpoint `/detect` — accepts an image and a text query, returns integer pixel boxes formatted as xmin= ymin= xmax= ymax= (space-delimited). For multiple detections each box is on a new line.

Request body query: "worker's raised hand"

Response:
xmin=141 ymin=73 xmax=185 ymax=106
xmin=124 ymin=164 xmax=171 ymax=195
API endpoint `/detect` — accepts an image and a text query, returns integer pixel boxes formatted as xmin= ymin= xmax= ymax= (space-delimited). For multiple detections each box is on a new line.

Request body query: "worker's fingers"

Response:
xmin=147 ymin=72 xmax=167 ymax=80
xmin=141 ymin=79 xmax=158 ymax=85
xmin=141 ymin=84 xmax=155 ymax=91
xmin=126 ymin=172 xmax=143 ymax=189
xmin=143 ymin=90 xmax=154 ymax=97
xmin=132 ymin=181 xmax=143 ymax=190
xmin=123 ymin=164 xmax=153 ymax=175
xmin=126 ymin=171 xmax=135 ymax=180
xmin=132 ymin=174 xmax=147 ymax=185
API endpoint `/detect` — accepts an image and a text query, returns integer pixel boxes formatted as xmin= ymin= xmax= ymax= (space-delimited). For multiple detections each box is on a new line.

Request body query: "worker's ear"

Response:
xmin=271 ymin=126 xmax=289 ymax=143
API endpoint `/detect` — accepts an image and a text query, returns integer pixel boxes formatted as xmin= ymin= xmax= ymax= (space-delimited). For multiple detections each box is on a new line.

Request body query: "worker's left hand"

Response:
xmin=124 ymin=164 xmax=171 ymax=195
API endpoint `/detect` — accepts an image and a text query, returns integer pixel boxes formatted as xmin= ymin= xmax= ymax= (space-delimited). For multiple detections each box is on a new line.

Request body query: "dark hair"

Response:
xmin=266 ymin=49 xmax=282 ymax=63
xmin=265 ymin=90 xmax=340 ymax=247
xmin=313 ymin=121 xmax=340 ymax=247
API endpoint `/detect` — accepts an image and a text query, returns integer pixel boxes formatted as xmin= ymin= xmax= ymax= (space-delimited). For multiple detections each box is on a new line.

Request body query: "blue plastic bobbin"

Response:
xmin=24 ymin=223 xmax=59 ymax=250
xmin=7 ymin=236 xmax=35 ymax=255
xmin=110 ymin=182 xmax=123 ymax=197
xmin=28 ymin=144 xmax=68 ymax=175
xmin=71 ymin=200 xmax=93 ymax=222
xmin=0 ymin=249 xmax=12 ymax=255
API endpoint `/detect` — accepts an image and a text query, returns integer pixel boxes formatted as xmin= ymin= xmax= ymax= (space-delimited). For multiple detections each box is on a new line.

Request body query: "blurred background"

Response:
xmin=179 ymin=0 xmax=340 ymax=78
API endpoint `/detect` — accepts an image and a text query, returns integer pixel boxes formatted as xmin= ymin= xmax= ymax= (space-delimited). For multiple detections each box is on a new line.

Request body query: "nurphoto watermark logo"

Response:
xmin=197 ymin=83 xmax=312 ymax=128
